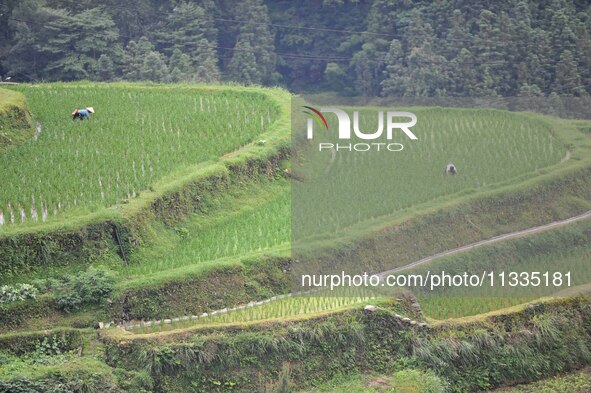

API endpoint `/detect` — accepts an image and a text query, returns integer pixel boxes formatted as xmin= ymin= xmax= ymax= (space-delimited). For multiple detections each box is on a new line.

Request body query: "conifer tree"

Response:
xmin=228 ymin=36 xmax=261 ymax=85
xmin=228 ymin=0 xmax=277 ymax=85
xmin=161 ymin=2 xmax=220 ymax=82
xmin=123 ymin=37 xmax=156 ymax=81
xmin=552 ymin=49 xmax=584 ymax=96
xmin=140 ymin=51 xmax=169 ymax=82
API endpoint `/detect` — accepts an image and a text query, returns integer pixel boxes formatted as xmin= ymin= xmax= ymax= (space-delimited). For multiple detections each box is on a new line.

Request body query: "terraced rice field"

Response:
xmin=132 ymin=289 xmax=380 ymax=334
xmin=293 ymin=107 xmax=566 ymax=238
xmin=0 ymin=84 xmax=278 ymax=227
xmin=121 ymin=179 xmax=291 ymax=277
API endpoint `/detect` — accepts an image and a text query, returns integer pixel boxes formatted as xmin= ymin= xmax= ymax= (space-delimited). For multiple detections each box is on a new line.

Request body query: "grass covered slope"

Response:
xmin=125 ymin=209 xmax=591 ymax=331
xmin=3 ymin=292 xmax=591 ymax=392
xmin=0 ymin=88 xmax=34 ymax=153
xmin=100 ymin=297 xmax=591 ymax=393
xmin=491 ymin=368 xmax=591 ymax=392
xmin=298 ymin=367 xmax=591 ymax=392
xmin=298 ymin=370 xmax=448 ymax=393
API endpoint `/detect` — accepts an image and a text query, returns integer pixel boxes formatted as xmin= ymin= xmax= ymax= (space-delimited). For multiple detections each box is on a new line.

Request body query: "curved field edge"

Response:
xmin=2 ymin=98 xmax=590 ymax=330
xmin=0 ymin=95 xmax=584 ymax=276
xmin=292 ymin=105 xmax=568 ymax=244
xmin=299 ymin=115 xmax=591 ymax=277
xmin=4 ymin=168 xmax=590 ymax=334
xmin=123 ymin=212 xmax=591 ymax=330
xmin=2 ymin=118 xmax=591 ymax=330
xmin=115 ymin=150 xmax=591 ymax=324
xmin=1 ymin=291 xmax=591 ymax=391
xmin=408 ymin=218 xmax=591 ymax=319
xmin=0 ymin=88 xmax=35 ymax=153
xmin=95 ymin=296 xmax=591 ymax=392
xmin=110 ymin=208 xmax=591 ymax=328
xmin=488 ymin=367 xmax=591 ymax=392
xmin=0 ymin=84 xmax=291 ymax=281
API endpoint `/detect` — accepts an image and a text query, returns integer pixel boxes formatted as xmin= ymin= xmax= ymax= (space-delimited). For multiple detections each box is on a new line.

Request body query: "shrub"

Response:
xmin=56 ymin=268 xmax=114 ymax=313
xmin=30 ymin=277 xmax=64 ymax=293
xmin=0 ymin=283 xmax=38 ymax=304
xmin=28 ymin=336 xmax=67 ymax=365
xmin=0 ymin=352 xmax=13 ymax=366
xmin=113 ymin=369 xmax=154 ymax=393
xmin=0 ymin=373 xmax=119 ymax=393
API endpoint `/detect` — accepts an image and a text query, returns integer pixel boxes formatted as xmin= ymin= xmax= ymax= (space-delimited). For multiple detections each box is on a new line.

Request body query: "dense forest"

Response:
xmin=0 ymin=0 xmax=590 ymax=97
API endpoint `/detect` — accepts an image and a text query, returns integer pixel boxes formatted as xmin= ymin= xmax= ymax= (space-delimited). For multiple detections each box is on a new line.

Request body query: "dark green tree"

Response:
xmin=193 ymin=40 xmax=221 ymax=83
xmin=228 ymin=0 xmax=277 ymax=85
xmin=444 ymin=10 xmax=472 ymax=59
xmin=405 ymin=46 xmax=448 ymax=97
xmin=324 ymin=63 xmax=350 ymax=94
xmin=140 ymin=51 xmax=169 ymax=82
xmin=227 ymin=37 xmax=260 ymax=85
xmin=381 ymin=39 xmax=408 ymax=97
xmin=386 ymin=9 xmax=449 ymax=97
xmin=474 ymin=10 xmax=506 ymax=96
xmin=518 ymin=83 xmax=543 ymax=97
xmin=96 ymin=54 xmax=115 ymax=81
xmin=450 ymin=48 xmax=478 ymax=96
xmin=546 ymin=1 xmax=577 ymax=62
xmin=552 ymin=49 xmax=584 ymax=96
xmin=41 ymin=7 xmax=121 ymax=81
xmin=525 ymin=29 xmax=554 ymax=92
xmin=573 ymin=12 xmax=591 ymax=94
xmin=1 ymin=0 xmax=590 ymax=96
xmin=160 ymin=2 xmax=220 ymax=82
xmin=513 ymin=0 xmax=534 ymax=81
xmin=5 ymin=0 xmax=67 ymax=80
xmin=168 ymin=48 xmax=194 ymax=83
xmin=122 ymin=37 xmax=156 ymax=81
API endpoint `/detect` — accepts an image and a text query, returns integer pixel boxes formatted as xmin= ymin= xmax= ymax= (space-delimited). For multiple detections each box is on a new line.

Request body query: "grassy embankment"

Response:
xmin=3 ymin=86 xmax=589 ymax=391
xmin=2 ymin=85 xmax=591 ymax=332
xmin=3 ymin=207 xmax=591 ymax=391
xmin=0 ymin=88 xmax=35 ymax=153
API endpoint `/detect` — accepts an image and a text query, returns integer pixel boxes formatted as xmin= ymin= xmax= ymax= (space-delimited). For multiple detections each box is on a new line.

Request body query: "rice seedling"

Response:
xmin=132 ymin=288 xmax=379 ymax=334
xmin=293 ymin=107 xmax=566 ymax=238
xmin=416 ymin=242 xmax=591 ymax=319
xmin=0 ymin=84 xmax=278 ymax=227
xmin=418 ymin=296 xmax=535 ymax=320
xmin=122 ymin=181 xmax=291 ymax=276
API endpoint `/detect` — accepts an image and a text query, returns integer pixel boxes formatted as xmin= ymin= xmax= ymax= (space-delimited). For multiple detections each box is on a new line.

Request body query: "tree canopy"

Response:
xmin=0 ymin=0 xmax=589 ymax=97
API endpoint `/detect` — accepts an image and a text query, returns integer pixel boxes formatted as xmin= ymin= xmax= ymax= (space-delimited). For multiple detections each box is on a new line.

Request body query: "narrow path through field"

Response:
xmin=378 ymin=209 xmax=591 ymax=277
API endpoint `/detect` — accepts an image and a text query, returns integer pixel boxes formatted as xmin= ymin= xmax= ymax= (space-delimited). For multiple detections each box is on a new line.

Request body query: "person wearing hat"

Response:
xmin=72 ymin=107 xmax=95 ymax=120
xmin=445 ymin=162 xmax=458 ymax=175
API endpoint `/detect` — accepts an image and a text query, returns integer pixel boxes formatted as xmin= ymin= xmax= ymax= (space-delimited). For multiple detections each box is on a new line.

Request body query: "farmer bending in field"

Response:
xmin=72 ymin=107 xmax=94 ymax=121
xmin=445 ymin=162 xmax=458 ymax=175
